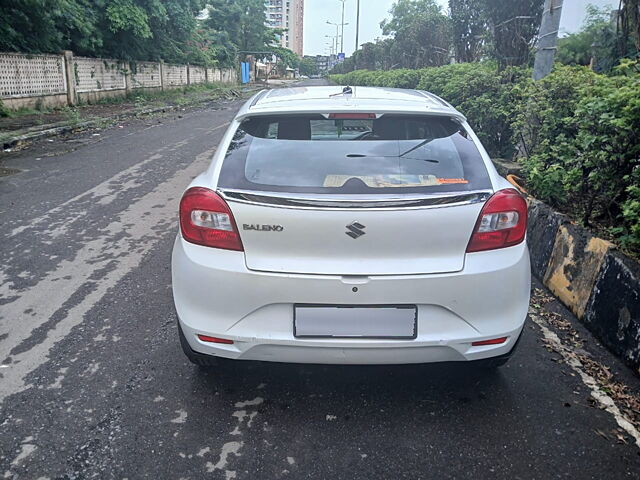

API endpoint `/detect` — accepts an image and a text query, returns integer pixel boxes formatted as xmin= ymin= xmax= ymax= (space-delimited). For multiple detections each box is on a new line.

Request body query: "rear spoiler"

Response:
xmin=235 ymin=108 xmax=467 ymax=122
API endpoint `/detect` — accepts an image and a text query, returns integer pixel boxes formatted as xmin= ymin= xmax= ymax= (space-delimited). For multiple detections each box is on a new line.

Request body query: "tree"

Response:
xmin=0 ymin=0 xmax=211 ymax=64
xmin=299 ymin=58 xmax=318 ymax=76
xmin=449 ymin=0 xmax=487 ymax=62
xmin=482 ymin=0 xmax=544 ymax=67
xmin=556 ymin=5 xmax=612 ymax=67
xmin=205 ymin=0 xmax=277 ymax=53
xmin=381 ymin=0 xmax=452 ymax=68
xmin=619 ymin=0 xmax=640 ymax=52
xmin=557 ymin=4 xmax=637 ymax=72
xmin=0 ymin=0 xmax=100 ymax=54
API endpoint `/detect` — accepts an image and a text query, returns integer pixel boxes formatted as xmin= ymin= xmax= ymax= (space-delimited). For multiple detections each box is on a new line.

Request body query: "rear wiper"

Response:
xmin=398 ymin=139 xmax=435 ymax=158
xmin=344 ymin=153 xmax=439 ymax=163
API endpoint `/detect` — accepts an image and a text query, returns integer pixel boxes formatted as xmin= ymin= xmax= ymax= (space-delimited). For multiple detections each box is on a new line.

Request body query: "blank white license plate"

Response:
xmin=294 ymin=305 xmax=417 ymax=339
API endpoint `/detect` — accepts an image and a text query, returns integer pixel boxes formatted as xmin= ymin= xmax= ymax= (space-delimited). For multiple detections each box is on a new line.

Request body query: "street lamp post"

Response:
xmin=339 ymin=0 xmax=346 ymax=55
xmin=354 ymin=0 xmax=360 ymax=69
xmin=327 ymin=19 xmax=348 ymax=57
xmin=325 ymin=35 xmax=338 ymax=55
xmin=355 ymin=0 xmax=360 ymax=52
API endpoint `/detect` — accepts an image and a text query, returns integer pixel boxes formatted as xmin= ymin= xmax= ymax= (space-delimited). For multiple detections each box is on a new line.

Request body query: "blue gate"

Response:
xmin=241 ymin=62 xmax=250 ymax=84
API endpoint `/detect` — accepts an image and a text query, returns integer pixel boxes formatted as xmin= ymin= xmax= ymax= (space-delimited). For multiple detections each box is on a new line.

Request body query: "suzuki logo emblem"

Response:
xmin=346 ymin=221 xmax=366 ymax=239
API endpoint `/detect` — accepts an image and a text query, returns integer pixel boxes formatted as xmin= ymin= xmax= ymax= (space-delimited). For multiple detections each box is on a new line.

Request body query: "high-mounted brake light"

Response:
xmin=179 ymin=187 xmax=243 ymax=251
xmin=466 ymin=189 xmax=527 ymax=253
xmin=328 ymin=113 xmax=377 ymax=119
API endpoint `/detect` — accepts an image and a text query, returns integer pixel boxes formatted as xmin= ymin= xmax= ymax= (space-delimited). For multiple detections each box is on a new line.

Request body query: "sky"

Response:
xmin=303 ymin=0 xmax=615 ymax=56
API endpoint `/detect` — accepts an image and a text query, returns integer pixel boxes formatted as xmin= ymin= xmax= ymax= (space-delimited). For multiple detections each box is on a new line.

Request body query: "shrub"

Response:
xmin=416 ymin=62 xmax=529 ymax=158
xmin=378 ymin=69 xmax=422 ymax=88
xmin=0 ymin=99 xmax=10 ymax=118
xmin=621 ymin=173 xmax=640 ymax=252
xmin=515 ymin=66 xmax=640 ymax=250
xmin=332 ymin=63 xmax=528 ymax=157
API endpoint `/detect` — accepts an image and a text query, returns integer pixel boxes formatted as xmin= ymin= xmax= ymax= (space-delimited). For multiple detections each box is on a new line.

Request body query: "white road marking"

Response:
xmin=171 ymin=409 xmax=188 ymax=424
xmin=207 ymin=395 xmax=263 ymax=477
xmin=10 ymin=439 xmax=36 ymax=466
xmin=530 ymin=312 xmax=640 ymax=448
xmin=0 ymin=146 xmax=216 ymax=403
xmin=206 ymin=441 xmax=243 ymax=473
xmin=234 ymin=397 xmax=263 ymax=408
xmin=46 ymin=367 xmax=68 ymax=390
xmin=7 ymin=152 xmax=165 ymax=238
xmin=197 ymin=447 xmax=210 ymax=457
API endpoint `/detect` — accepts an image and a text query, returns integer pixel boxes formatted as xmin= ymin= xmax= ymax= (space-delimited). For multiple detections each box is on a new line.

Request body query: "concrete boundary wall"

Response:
xmin=74 ymin=57 xmax=126 ymax=93
xmin=0 ymin=51 xmax=237 ymax=110
xmin=527 ymin=197 xmax=640 ymax=371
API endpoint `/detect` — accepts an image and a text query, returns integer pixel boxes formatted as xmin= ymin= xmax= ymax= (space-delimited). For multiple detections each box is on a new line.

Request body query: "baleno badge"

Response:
xmin=243 ymin=224 xmax=284 ymax=232
xmin=346 ymin=222 xmax=366 ymax=239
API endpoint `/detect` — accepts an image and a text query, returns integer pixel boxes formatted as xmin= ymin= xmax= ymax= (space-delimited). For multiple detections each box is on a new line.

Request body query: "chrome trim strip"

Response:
xmin=219 ymin=189 xmax=492 ymax=210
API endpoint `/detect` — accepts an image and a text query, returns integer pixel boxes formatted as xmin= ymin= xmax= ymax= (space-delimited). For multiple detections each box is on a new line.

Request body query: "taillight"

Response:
xmin=328 ymin=113 xmax=377 ymax=119
xmin=466 ymin=189 xmax=527 ymax=253
xmin=197 ymin=334 xmax=234 ymax=345
xmin=179 ymin=187 xmax=243 ymax=251
xmin=471 ymin=337 xmax=508 ymax=346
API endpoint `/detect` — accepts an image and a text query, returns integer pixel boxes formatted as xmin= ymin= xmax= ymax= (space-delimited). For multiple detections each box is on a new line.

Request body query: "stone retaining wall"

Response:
xmin=492 ymin=159 xmax=639 ymax=371
xmin=527 ymin=197 xmax=640 ymax=371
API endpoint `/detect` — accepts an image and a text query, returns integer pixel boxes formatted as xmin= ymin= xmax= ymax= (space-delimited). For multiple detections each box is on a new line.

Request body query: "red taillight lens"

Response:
xmin=179 ymin=187 xmax=243 ymax=251
xmin=466 ymin=188 xmax=527 ymax=253
xmin=197 ymin=334 xmax=234 ymax=344
xmin=471 ymin=337 xmax=508 ymax=346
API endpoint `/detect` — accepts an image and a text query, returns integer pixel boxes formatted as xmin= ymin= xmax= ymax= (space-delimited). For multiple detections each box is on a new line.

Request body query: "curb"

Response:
xmin=527 ymin=197 xmax=640 ymax=372
xmin=493 ymin=158 xmax=640 ymax=371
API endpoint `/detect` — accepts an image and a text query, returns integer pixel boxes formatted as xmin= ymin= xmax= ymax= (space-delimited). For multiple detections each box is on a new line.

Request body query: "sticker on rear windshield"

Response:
xmin=323 ymin=175 xmax=469 ymax=188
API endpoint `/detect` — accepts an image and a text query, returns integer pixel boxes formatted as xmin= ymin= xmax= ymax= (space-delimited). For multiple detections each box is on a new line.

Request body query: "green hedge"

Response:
xmin=330 ymin=63 xmax=640 ymax=254
xmin=514 ymin=65 xmax=640 ymax=251
xmin=332 ymin=63 xmax=528 ymax=158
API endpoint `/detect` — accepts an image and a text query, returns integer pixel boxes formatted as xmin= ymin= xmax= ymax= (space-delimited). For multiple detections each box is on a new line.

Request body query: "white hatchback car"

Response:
xmin=172 ymin=86 xmax=531 ymax=368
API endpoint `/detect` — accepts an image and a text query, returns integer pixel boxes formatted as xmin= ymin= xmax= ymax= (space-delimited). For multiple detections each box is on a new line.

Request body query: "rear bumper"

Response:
xmin=172 ymin=237 xmax=531 ymax=365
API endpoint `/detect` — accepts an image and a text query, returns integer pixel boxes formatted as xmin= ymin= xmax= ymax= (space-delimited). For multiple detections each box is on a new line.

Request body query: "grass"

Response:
xmin=1 ymin=81 xmax=249 ymax=147
xmin=88 ymin=82 xmax=237 ymax=108
xmin=0 ymin=104 xmax=53 ymax=118
xmin=2 ymin=82 xmax=239 ymax=121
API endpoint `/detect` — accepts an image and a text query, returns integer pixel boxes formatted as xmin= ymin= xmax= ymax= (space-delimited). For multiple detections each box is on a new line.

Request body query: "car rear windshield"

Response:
xmin=217 ymin=114 xmax=491 ymax=194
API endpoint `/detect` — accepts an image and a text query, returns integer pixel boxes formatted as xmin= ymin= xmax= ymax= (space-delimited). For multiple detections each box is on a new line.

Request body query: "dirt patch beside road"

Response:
xmin=0 ymin=85 xmax=249 ymax=150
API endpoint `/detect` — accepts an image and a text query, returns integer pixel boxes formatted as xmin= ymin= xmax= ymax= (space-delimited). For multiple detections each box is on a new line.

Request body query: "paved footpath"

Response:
xmin=0 ymin=87 xmax=639 ymax=479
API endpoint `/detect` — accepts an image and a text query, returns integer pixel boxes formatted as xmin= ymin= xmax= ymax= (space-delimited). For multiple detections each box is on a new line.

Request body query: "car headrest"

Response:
xmin=277 ymin=119 xmax=311 ymax=140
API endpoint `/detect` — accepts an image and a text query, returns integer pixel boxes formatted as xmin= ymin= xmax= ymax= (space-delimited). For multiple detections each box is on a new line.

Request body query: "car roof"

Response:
xmin=238 ymin=85 xmax=465 ymax=121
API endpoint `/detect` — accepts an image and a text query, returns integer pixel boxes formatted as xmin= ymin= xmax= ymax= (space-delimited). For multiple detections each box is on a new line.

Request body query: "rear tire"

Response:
xmin=178 ymin=323 xmax=219 ymax=368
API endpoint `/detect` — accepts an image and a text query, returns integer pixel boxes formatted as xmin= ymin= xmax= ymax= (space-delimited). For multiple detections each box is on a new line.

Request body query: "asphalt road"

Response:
xmin=1 ymin=82 xmax=639 ymax=479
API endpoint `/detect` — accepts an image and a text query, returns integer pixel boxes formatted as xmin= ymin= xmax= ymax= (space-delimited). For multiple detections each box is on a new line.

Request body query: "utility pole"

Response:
xmin=533 ymin=0 xmax=564 ymax=80
xmin=339 ymin=0 xmax=346 ymax=55
xmin=355 ymin=0 xmax=361 ymax=53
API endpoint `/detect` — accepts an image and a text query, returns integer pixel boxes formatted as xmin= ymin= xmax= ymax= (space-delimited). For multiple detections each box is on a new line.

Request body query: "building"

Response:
xmin=265 ymin=0 xmax=304 ymax=56
xmin=304 ymin=54 xmax=338 ymax=75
